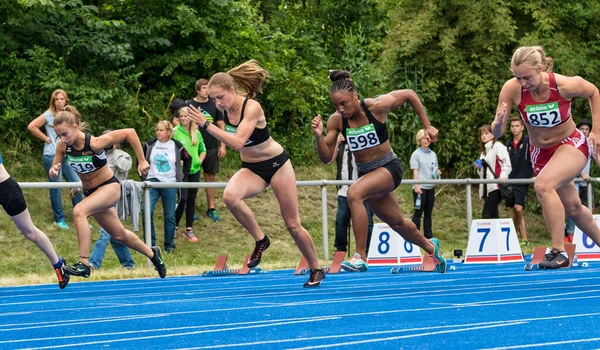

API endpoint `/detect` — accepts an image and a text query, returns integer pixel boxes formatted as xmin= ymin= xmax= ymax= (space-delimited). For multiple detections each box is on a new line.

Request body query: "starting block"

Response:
xmin=295 ymin=251 xmax=346 ymax=275
xmin=390 ymin=253 xmax=438 ymax=274
xmin=201 ymin=255 xmax=264 ymax=277
xmin=524 ymin=243 xmax=586 ymax=270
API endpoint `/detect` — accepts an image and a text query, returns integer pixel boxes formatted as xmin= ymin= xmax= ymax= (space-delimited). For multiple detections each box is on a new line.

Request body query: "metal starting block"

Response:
xmin=391 ymin=253 xmax=437 ymax=274
xmin=296 ymin=251 xmax=346 ymax=275
xmin=523 ymin=243 xmax=587 ymax=270
xmin=201 ymin=255 xmax=265 ymax=277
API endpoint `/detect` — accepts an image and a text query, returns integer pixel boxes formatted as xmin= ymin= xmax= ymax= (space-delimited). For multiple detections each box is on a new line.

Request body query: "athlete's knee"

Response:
xmin=20 ymin=226 xmax=40 ymax=242
xmin=534 ymin=180 xmax=555 ymax=198
xmin=72 ymin=206 xmax=90 ymax=221
xmin=391 ymin=217 xmax=416 ymax=234
xmin=222 ymin=189 xmax=239 ymax=208
xmin=285 ymin=221 xmax=304 ymax=237
xmin=565 ymin=201 xmax=583 ymax=218
xmin=513 ymin=205 xmax=524 ymax=215
xmin=346 ymin=188 xmax=365 ymax=206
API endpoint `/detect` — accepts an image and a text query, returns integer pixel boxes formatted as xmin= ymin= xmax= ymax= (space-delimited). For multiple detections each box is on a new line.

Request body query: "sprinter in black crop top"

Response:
xmin=312 ymin=69 xmax=447 ymax=275
xmin=49 ymin=106 xmax=166 ymax=280
xmin=187 ymin=60 xmax=325 ymax=287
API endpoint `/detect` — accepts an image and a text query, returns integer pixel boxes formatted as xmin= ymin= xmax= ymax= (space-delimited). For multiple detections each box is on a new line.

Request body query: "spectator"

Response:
xmin=476 ymin=124 xmax=512 ymax=219
xmin=186 ymin=79 xmax=227 ymax=222
xmin=88 ymin=129 xmax=136 ymax=270
xmin=142 ymin=120 xmax=191 ymax=253
xmin=505 ymin=117 xmax=533 ymax=246
xmin=410 ymin=129 xmax=441 ymax=239
xmin=328 ymin=134 xmax=374 ymax=254
xmin=172 ymin=100 xmax=206 ymax=243
xmin=27 ymin=89 xmax=83 ymax=229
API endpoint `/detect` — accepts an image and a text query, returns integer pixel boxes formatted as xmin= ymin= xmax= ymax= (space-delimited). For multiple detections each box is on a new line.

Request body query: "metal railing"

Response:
xmin=18 ymin=178 xmax=595 ymax=263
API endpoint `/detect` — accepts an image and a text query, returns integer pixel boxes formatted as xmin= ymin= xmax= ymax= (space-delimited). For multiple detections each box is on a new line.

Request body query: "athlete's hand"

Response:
xmin=590 ymin=130 xmax=600 ymax=160
xmin=494 ymin=102 xmax=509 ymax=125
xmin=49 ymin=163 xmax=61 ymax=180
xmin=137 ymin=159 xmax=149 ymax=177
xmin=424 ymin=125 xmax=438 ymax=142
xmin=218 ymin=144 xmax=227 ymax=159
xmin=187 ymin=106 xmax=206 ymax=126
xmin=311 ymin=115 xmax=323 ymax=137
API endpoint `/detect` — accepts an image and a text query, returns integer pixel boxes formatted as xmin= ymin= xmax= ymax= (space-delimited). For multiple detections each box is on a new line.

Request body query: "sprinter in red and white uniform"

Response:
xmin=491 ymin=46 xmax=600 ymax=269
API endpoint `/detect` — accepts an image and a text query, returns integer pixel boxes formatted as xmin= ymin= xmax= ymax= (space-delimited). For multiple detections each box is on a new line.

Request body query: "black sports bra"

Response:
xmin=224 ymin=98 xmax=271 ymax=147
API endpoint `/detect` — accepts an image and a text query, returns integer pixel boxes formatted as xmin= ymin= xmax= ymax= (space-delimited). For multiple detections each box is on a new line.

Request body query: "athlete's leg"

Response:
xmin=270 ymin=161 xmax=321 ymax=269
xmin=222 ymin=169 xmax=269 ymax=240
xmin=11 ymin=208 xmax=60 ymax=265
xmin=535 ymin=145 xmax=589 ymax=251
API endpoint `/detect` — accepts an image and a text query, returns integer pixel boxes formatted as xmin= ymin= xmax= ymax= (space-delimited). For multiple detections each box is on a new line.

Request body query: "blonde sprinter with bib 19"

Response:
xmin=49 ymin=106 xmax=166 ymax=279
xmin=312 ymin=70 xmax=446 ymax=273
xmin=492 ymin=46 xmax=600 ymax=269
xmin=187 ymin=60 xmax=325 ymax=287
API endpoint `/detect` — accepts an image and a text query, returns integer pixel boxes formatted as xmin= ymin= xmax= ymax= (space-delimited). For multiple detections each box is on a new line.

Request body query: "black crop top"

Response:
xmin=341 ymin=99 xmax=389 ymax=152
xmin=65 ymin=134 xmax=107 ymax=174
xmin=224 ymin=98 xmax=271 ymax=147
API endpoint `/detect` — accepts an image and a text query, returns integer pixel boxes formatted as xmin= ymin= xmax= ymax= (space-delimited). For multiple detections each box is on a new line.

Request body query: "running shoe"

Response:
xmin=183 ymin=228 xmax=198 ymax=243
xmin=340 ymin=253 xmax=368 ymax=272
xmin=247 ymin=235 xmax=270 ymax=268
xmin=303 ymin=268 xmax=325 ymax=288
xmin=54 ymin=221 xmax=69 ymax=230
xmin=64 ymin=262 xmax=91 ymax=278
xmin=520 ymin=240 xmax=530 ymax=247
xmin=430 ymin=238 xmax=447 ymax=273
xmin=150 ymin=246 xmax=167 ymax=278
xmin=538 ymin=248 xmax=569 ymax=269
xmin=54 ymin=257 xmax=70 ymax=289
xmin=206 ymin=209 xmax=220 ymax=222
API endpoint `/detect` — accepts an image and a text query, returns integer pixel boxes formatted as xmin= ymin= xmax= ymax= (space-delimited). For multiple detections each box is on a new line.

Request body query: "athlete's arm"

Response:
xmin=27 ymin=114 xmax=52 ymax=144
xmin=312 ymin=113 xmax=341 ymax=164
xmin=557 ymin=74 xmax=600 ymax=158
xmin=49 ymin=142 xmax=67 ymax=180
xmin=373 ymin=90 xmax=437 ymax=142
xmin=187 ymin=102 xmax=260 ymax=151
xmin=92 ymin=129 xmax=148 ymax=176
xmin=492 ymin=80 xmax=518 ymax=139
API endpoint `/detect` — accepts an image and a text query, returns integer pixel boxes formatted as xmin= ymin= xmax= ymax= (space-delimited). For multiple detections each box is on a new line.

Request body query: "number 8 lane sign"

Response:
xmin=573 ymin=215 xmax=600 ymax=261
xmin=464 ymin=219 xmax=524 ymax=263
xmin=366 ymin=223 xmax=423 ymax=266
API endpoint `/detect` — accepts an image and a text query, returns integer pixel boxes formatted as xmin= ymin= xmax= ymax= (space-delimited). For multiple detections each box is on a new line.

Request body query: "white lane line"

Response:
xmin=479 ymin=337 xmax=600 ymax=349
xmin=16 ymin=317 xmax=340 ymax=349
xmin=0 ymin=315 xmax=340 ymax=345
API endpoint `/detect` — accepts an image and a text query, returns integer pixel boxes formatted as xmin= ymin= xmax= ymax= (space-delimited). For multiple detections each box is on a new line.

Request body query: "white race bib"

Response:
xmin=526 ymin=102 xmax=562 ymax=127
xmin=346 ymin=124 xmax=381 ymax=151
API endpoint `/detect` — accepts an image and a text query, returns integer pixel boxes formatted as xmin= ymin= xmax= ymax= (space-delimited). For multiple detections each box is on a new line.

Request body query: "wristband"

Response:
xmin=203 ymin=120 xmax=211 ymax=130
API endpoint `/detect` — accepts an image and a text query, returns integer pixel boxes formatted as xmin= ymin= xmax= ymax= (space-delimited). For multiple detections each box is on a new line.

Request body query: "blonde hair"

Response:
xmin=48 ymin=89 xmax=70 ymax=115
xmin=208 ymin=60 xmax=269 ymax=99
xmin=511 ymin=46 xmax=554 ymax=72
xmin=53 ymin=105 xmax=89 ymax=132
xmin=416 ymin=129 xmax=426 ymax=145
xmin=178 ymin=109 xmax=198 ymax=146
xmin=155 ymin=120 xmax=173 ymax=139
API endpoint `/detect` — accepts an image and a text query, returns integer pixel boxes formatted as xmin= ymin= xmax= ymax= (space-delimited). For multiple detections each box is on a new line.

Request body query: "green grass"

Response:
xmin=0 ymin=152 xmax=561 ymax=287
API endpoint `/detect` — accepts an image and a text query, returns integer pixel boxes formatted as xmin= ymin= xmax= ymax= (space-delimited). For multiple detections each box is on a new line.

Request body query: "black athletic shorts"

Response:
xmin=358 ymin=158 xmax=404 ymax=189
xmin=83 ymin=176 xmax=120 ymax=197
xmin=242 ymin=150 xmax=290 ymax=184
xmin=505 ymin=184 xmax=529 ymax=208
xmin=0 ymin=177 xmax=27 ymax=216
xmin=202 ymin=148 xmax=220 ymax=175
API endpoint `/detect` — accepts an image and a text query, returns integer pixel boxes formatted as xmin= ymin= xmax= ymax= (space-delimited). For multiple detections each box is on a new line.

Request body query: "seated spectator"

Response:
xmin=142 ymin=121 xmax=190 ymax=253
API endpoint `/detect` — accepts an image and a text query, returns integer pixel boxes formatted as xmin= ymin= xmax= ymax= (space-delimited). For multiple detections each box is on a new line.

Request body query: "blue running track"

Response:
xmin=0 ymin=262 xmax=599 ymax=349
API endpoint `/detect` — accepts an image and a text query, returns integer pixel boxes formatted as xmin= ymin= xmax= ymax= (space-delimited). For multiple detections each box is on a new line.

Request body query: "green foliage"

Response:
xmin=2 ymin=0 xmax=600 ymax=172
